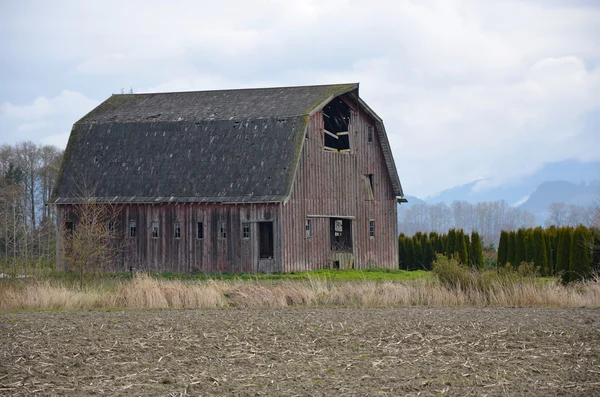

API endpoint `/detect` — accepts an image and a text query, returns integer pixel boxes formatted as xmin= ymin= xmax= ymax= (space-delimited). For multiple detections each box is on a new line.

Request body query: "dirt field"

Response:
xmin=1 ymin=308 xmax=599 ymax=396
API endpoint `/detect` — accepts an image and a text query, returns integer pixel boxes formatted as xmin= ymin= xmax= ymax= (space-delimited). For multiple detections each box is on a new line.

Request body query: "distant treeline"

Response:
xmin=398 ymin=229 xmax=485 ymax=271
xmin=497 ymin=226 xmax=600 ymax=282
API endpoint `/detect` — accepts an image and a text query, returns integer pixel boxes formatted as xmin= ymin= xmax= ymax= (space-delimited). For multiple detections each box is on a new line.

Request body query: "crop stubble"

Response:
xmin=1 ymin=308 xmax=599 ymax=396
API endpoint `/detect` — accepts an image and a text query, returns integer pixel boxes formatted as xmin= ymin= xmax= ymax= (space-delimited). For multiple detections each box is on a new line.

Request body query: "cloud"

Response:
xmin=1 ymin=90 xmax=99 ymax=145
xmin=1 ymin=0 xmax=599 ymax=197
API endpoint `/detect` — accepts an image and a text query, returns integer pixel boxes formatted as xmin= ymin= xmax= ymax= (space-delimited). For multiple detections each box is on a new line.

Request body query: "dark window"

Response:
xmin=219 ymin=221 xmax=227 ymax=239
xmin=197 ymin=222 xmax=204 ymax=239
xmin=367 ymin=125 xmax=374 ymax=143
xmin=363 ymin=174 xmax=374 ymax=200
xmin=129 ymin=221 xmax=136 ymax=238
xmin=369 ymin=220 xmax=375 ymax=238
xmin=259 ymin=222 xmax=274 ymax=259
xmin=242 ymin=222 xmax=250 ymax=239
xmin=323 ymin=98 xmax=351 ymax=152
xmin=305 ymin=219 xmax=312 ymax=238
xmin=330 ymin=218 xmax=352 ymax=252
xmin=174 ymin=222 xmax=181 ymax=239
xmin=151 ymin=221 xmax=159 ymax=238
xmin=65 ymin=221 xmax=74 ymax=234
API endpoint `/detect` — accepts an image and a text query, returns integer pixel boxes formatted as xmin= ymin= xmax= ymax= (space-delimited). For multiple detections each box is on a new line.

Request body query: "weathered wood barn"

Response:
xmin=52 ymin=83 xmax=405 ymax=273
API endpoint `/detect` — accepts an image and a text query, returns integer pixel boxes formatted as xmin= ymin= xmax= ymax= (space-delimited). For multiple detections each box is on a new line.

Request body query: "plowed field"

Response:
xmin=1 ymin=308 xmax=599 ymax=396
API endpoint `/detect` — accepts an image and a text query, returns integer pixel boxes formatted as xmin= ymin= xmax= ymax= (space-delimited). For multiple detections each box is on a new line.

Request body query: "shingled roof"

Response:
xmin=52 ymin=83 xmax=403 ymax=204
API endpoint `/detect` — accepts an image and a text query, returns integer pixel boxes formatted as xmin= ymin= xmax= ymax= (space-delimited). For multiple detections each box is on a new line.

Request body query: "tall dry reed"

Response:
xmin=1 ymin=273 xmax=599 ymax=311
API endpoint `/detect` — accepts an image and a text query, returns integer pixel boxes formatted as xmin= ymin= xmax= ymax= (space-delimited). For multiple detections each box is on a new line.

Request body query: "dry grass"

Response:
xmin=1 ymin=273 xmax=599 ymax=311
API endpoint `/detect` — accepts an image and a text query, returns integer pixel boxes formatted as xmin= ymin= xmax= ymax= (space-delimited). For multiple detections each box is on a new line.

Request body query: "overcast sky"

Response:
xmin=1 ymin=0 xmax=599 ymax=198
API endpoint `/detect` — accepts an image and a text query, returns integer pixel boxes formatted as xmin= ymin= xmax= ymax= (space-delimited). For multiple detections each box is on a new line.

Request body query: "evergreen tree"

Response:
xmin=413 ymin=238 xmax=424 ymax=270
xmin=457 ymin=230 xmax=469 ymax=265
xmin=424 ymin=238 xmax=435 ymax=270
xmin=532 ymin=227 xmax=548 ymax=276
xmin=556 ymin=228 xmax=572 ymax=283
xmin=506 ymin=231 xmax=516 ymax=268
xmin=526 ymin=229 xmax=535 ymax=262
xmin=497 ymin=230 xmax=508 ymax=267
xmin=405 ymin=238 xmax=415 ymax=271
xmin=446 ymin=229 xmax=456 ymax=257
xmin=592 ymin=228 xmax=600 ymax=275
xmin=515 ymin=229 xmax=528 ymax=267
xmin=470 ymin=231 xmax=484 ymax=269
xmin=545 ymin=232 xmax=554 ymax=276
xmin=569 ymin=225 xmax=592 ymax=282
xmin=398 ymin=236 xmax=407 ymax=269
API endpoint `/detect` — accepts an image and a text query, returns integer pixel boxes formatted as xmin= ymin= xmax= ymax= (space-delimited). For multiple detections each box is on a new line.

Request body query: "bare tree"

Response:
xmin=546 ymin=202 xmax=568 ymax=227
xmin=59 ymin=192 xmax=121 ymax=289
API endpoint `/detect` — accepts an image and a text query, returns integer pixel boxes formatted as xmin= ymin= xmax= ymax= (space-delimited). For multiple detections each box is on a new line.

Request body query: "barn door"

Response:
xmin=330 ymin=218 xmax=354 ymax=269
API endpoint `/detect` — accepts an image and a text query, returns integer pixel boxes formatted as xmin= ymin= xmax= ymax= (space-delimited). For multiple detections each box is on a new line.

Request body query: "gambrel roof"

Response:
xmin=52 ymin=83 xmax=403 ymax=204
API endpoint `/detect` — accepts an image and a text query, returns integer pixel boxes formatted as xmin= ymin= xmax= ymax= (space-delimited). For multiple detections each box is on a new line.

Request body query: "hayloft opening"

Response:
xmin=330 ymin=218 xmax=352 ymax=252
xmin=323 ymin=98 xmax=351 ymax=152
xmin=259 ymin=222 xmax=274 ymax=259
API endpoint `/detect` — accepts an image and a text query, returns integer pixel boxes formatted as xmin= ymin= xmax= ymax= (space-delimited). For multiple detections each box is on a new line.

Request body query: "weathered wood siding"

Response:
xmin=56 ymin=203 xmax=282 ymax=273
xmin=281 ymin=95 xmax=398 ymax=271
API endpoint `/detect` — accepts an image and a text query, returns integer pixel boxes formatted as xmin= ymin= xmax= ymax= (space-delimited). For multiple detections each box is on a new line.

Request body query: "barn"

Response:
xmin=52 ymin=83 xmax=406 ymax=273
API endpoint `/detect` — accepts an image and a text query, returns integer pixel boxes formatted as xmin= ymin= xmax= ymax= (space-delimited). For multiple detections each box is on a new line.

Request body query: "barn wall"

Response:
xmin=282 ymin=95 xmax=398 ymax=271
xmin=56 ymin=203 xmax=282 ymax=273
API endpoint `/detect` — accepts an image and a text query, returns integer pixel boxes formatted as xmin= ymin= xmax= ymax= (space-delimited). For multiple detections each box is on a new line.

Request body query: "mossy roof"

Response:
xmin=52 ymin=83 xmax=402 ymax=204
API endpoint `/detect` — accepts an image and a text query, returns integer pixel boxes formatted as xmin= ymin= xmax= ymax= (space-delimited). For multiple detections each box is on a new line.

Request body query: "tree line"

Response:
xmin=399 ymin=229 xmax=485 ymax=271
xmin=0 ymin=142 xmax=64 ymax=272
xmin=399 ymin=200 xmax=597 ymax=249
xmin=497 ymin=226 xmax=600 ymax=282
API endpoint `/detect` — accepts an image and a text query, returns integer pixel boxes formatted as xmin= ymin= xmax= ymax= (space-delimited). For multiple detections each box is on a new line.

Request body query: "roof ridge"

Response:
xmin=116 ymin=82 xmax=358 ymax=97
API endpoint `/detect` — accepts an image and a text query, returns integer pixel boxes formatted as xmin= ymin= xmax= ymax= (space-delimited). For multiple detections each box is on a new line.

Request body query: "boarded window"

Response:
xmin=242 ymin=222 xmax=250 ymax=239
xmin=259 ymin=222 xmax=274 ymax=259
xmin=197 ymin=222 xmax=204 ymax=239
xmin=219 ymin=221 xmax=227 ymax=239
xmin=323 ymin=98 xmax=351 ymax=152
xmin=330 ymin=218 xmax=352 ymax=252
xmin=363 ymin=174 xmax=374 ymax=200
xmin=129 ymin=221 xmax=136 ymax=238
xmin=151 ymin=221 xmax=159 ymax=238
xmin=305 ymin=219 xmax=312 ymax=238
xmin=369 ymin=220 xmax=375 ymax=238
xmin=174 ymin=222 xmax=181 ymax=239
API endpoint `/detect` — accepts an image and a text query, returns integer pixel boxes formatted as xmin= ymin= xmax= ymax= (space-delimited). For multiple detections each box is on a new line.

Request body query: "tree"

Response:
xmin=569 ymin=225 xmax=592 ymax=282
xmin=457 ymin=230 xmax=469 ymax=265
xmin=547 ymin=202 xmax=568 ymax=227
xmin=470 ymin=231 xmax=484 ymax=269
xmin=556 ymin=228 xmax=572 ymax=283
xmin=59 ymin=194 xmax=121 ymax=289
xmin=497 ymin=230 xmax=508 ymax=267
xmin=532 ymin=227 xmax=548 ymax=275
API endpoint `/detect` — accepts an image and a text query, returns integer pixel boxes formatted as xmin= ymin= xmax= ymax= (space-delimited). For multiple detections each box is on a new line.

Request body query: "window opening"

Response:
xmin=259 ymin=221 xmax=274 ymax=259
xmin=305 ymin=219 xmax=312 ymax=238
xmin=367 ymin=125 xmax=374 ymax=143
xmin=151 ymin=221 xmax=159 ymax=238
xmin=330 ymin=218 xmax=352 ymax=252
xmin=369 ymin=220 xmax=375 ymax=238
xmin=323 ymin=98 xmax=351 ymax=152
xmin=197 ymin=222 xmax=204 ymax=239
xmin=219 ymin=221 xmax=227 ymax=239
xmin=129 ymin=221 xmax=136 ymax=238
xmin=174 ymin=222 xmax=181 ymax=239
xmin=242 ymin=222 xmax=250 ymax=239
xmin=363 ymin=174 xmax=374 ymax=200
xmin=65 ymin=221 xmax=74 ymax=234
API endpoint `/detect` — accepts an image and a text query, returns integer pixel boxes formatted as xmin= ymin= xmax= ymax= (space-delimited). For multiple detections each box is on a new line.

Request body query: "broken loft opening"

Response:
xmin=330 ymin=218 xmax=352 ymax=252
xmin=323 ymin=98 xmax=351 ymax=152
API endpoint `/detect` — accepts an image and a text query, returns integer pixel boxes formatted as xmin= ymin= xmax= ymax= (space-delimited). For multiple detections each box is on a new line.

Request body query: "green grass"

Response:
xmin=156 ymin=268 xmax=431 ymax=281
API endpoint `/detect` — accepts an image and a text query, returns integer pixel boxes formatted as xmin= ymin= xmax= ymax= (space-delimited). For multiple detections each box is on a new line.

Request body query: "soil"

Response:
xmin=1 ymin=308 xmax=599 ymax=396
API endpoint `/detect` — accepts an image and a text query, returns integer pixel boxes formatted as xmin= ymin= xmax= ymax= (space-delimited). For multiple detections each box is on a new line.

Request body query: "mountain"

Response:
xmin=423 ymin=160 xmax=600 ymax=206
xmin=518 ymin=181 xmax=599 ymax=222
